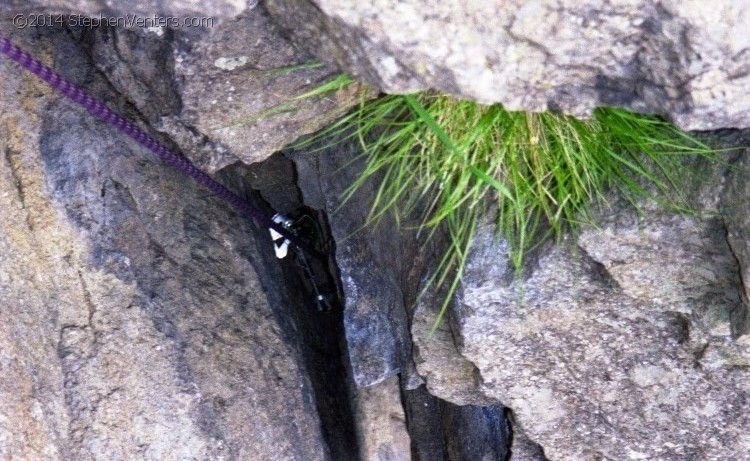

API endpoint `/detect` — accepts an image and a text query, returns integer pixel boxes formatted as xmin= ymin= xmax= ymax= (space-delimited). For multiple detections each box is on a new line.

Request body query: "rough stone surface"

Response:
xmin=438 ymin=402 xmax=509 ymax=461
xmin=400 ymin=385 xmax=449 ymax=460
xmin=411 ymin=250 xmax=547 ymax=461
xmin=723 ymin=137 xmax=750 ymax=330
xmin=413 ymin=149 xmax=750 ymax=460
xmin=7 ymin=1 xmax=750 ymax=131
xmin=2 ymin=3 xmax=361 ymax=173
xmin=265 ymin=0 xmax=750 ymax=130
xmin=0 ymin=27 xmax=329 ymax=460
xmin=353 ymin=375 xmax=411 ymax=461
xmin=412 ymin=287 xmax=496 ymax=407
xmin=166 ymin=7 xmax=362 ymax=172
xmin=1 ymin=10 xmax=517 ymax=461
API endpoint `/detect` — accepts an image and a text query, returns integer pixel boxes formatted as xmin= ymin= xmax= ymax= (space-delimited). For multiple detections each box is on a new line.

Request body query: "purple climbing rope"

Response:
xmin=0 ymin=34 xmax=322 ymax=259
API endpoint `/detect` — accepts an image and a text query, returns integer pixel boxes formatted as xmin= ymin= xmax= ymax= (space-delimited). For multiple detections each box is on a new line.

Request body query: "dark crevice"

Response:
xmin=286 ymin=134 xmax=518 ymax=460
xmin=217 ymin=153 xmax=359 ymax=461
xmin=400 ymin=383 xmax=512 ymax=461
xmin=400 ymin=384 xmax=450 ymax=460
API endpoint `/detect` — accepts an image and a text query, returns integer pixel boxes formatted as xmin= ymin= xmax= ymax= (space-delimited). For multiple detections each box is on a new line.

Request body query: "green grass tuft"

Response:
xmin=293 ymin=78 xmax=721 ymax=331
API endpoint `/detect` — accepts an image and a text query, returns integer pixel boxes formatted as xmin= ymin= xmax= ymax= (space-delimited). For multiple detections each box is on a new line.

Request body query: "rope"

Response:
xmin=0 ymin=34 xmax=323 ymax=260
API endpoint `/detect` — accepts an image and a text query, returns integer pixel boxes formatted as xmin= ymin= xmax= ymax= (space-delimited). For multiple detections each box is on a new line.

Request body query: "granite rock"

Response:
xmin=413 ymin=150 xmax=750 ymax=460
xmin=164 ymin=6 xmax=362 ymax=171
xmin=265 ymin=0 xmax=750 ymax=130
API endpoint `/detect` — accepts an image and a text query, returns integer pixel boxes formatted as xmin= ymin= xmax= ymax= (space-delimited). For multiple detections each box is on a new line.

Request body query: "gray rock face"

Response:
xmin=166 ymin=7 xmax=362 ymax=172
xmin=1 ymin=2 xmax=360 ymax=173
xmin=9 ymin=1 xmax=750 ymax=131
xmin=265 ymin=0 xmax=750 ymax=130
xmin=414 ymin=151 xmax=750 ymax=460
xmin=412 ymin=285 xmax=497 ymax=407
xmin=0 ymin=27 xmax=328 ymax=460
xmin=352 ymin=376 xmax=411 ymax=461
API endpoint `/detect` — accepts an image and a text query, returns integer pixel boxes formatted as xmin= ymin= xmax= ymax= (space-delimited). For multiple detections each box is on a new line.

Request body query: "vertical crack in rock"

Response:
xmin=289 ymin=137 xmax=517 ymax=460
xmin=289 ymin=139 xmax=423 ymax=390
xmin=217 ymin=153 xmax=361 ymax=460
